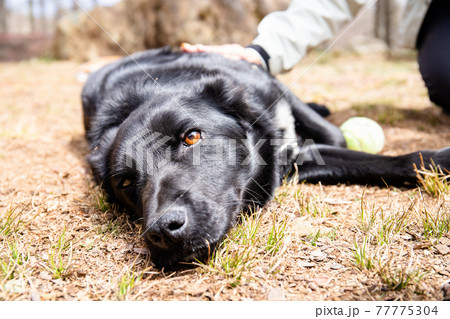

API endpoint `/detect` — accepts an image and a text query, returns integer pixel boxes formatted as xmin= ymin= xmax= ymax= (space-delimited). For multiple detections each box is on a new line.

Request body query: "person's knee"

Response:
xmin=425 ymin=68 xmax=450 ymax=111
xmin=419 ymin=59 xmax=450 ymax=112
xmin=416 ymin=0 xmax=450 ymax=112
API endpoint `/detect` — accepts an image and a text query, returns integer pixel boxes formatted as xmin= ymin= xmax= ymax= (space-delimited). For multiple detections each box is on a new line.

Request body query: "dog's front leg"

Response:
xmin=295 ymin=145 xmax=450 ymax=187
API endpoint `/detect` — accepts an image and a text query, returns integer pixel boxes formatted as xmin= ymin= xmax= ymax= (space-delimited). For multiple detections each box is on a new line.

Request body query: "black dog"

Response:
xmin=82 ymin=48 xmax=450 ymax=268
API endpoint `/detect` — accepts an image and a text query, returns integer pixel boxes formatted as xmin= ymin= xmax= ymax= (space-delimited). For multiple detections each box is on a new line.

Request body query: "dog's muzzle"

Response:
xmin=145 ymin=208 xmax=188 ymax=249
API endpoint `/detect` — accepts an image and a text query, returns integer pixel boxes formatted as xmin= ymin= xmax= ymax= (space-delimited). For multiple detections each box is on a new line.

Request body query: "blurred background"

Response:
xmin=0 ymin=0 xmax=118 ymax=61
xmin=0 ymin=0 xmax=399 ymax=62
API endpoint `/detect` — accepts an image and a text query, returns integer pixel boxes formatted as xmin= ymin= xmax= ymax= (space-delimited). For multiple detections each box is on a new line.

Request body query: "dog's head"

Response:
xmin=87 ymin=78 xmax=279 ymax=268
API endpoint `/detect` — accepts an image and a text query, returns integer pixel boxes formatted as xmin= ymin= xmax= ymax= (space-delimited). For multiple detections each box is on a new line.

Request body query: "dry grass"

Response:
xmin=1 ymin=52 xmax=449 ymax=300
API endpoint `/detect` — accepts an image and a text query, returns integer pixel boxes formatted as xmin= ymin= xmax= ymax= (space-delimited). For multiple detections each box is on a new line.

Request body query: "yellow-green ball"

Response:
xmin=340 ymin=117 xmax=385 ymax=154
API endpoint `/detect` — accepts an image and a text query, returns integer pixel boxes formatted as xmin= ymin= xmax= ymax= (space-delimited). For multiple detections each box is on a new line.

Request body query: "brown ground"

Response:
xmin=0 ymin=51 xmax=449 ymax=300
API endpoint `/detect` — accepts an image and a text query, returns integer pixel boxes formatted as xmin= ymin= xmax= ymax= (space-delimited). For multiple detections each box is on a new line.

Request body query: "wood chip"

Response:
xmin=314 ymin=276 xmax=331 ymax=288
xmin=438 ymin=269 xmax=449 ymax=276
xmin=40 ymin=271 xmax=52 ymax=280
xmin=321 ymin=199 xmax=353 ymax=205
xmin=52 ymin=279 xmax=65 ymax=286
xmin=29 ymin=288 xmax=40 ymax=301
xmin=298 ymin=261 xmax=316 ymax=268
xmin=401 ymin=234 xmax=412 ymax=240
xmin=267 ymin=287 xmax=285 ymax=301
xmin=187 ymin=285 xmax=209 ymax=297
xmin=414 ymin=242 xmax=432 ymax=250
xmin=405 ymin=230 xmax=421 ymax=241
xmin=292 ymin=219 xmax=316 ymax=237
xmin=133 ymin=247 xmax=149 ymax=255
xmin=443 ymin=282 xmax=450 ymax=301
xmin=308 ymin=282 xmax=319 ymax=291
xmin=310 ymin=249 xmax=327 ymax=262
xmin=65 ymin=285 xmax=79 ymax=296
xmin=435 ymin=244 xmax=450 ymax=255
xmin=330 ymin=263 xmax=343 ymax=270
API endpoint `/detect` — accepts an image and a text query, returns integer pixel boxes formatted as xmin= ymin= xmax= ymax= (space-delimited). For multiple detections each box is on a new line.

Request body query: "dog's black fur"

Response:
xmin=82 ymin=48 xmax=450 ymax=268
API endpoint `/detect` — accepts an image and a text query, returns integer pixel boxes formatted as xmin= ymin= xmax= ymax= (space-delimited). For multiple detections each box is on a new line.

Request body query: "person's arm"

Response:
xmin=252 ymin=0 xmax=367 ymax=74
xmin=181 ymin=0 xmax=367 ymax=74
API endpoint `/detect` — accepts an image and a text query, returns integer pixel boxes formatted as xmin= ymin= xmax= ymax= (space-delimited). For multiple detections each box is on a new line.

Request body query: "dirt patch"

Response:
xmin=0 ymin=52 xmax=449 ymax=300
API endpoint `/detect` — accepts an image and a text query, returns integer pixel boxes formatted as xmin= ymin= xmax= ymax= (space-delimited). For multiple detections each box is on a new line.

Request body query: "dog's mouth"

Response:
xmin=141 ymin=199 xmax=241 ymax=269
xmin=145 ymin=237 xmax=221 ymax=269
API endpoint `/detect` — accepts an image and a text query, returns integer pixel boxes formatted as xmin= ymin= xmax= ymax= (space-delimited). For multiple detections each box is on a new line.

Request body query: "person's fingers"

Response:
xmin=180 ymin=43 xmax=262 ymax=66
xmin=222 ymin=53 xmax=241 ymax=60
xmin=216 ymin=44 xmax=242 ymax=54
xmin=180 ymin=42 xmax=191 ymax=51
xmin=181 ymin=42 xmax=202 ymax=52
xmin=197 ymin=44 xmax=223 ymax=53
xmin=182 ymin=43 xmax=237 ymax=53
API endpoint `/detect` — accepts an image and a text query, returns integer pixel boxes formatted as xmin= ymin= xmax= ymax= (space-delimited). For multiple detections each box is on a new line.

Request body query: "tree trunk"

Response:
xmin=39 ymin=0 xmax=46 ymax=33
xmin=375 ymin=0 xmax=391 ymax=47
xmin=54 ymin=0 xmax=63 ymax=25
xmin=28 ymin=0 xmax=36 ymax=33
xmin=0 ymin=0 xmax=7 ymax=33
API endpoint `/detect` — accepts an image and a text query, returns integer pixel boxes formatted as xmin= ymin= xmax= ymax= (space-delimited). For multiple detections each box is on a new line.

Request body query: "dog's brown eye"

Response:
xmin=184 ymin=130 xmax=201 ymax=146
xmin=120 ymin=179 xmax=132 ymax=188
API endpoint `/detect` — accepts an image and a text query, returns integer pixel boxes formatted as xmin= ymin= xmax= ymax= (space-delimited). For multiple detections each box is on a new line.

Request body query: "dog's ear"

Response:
xmin=86 ymin=127 xmax=119 ymax=184
xmin=200 ymin=77 xmax=254 ymax=121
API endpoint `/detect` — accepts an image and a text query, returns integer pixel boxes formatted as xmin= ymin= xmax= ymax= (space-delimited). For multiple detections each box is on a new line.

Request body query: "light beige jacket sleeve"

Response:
xmin=251 ymin=0 xmax=431 ymax=75
xmin=252 ymin=0 xmax=368 ymax=74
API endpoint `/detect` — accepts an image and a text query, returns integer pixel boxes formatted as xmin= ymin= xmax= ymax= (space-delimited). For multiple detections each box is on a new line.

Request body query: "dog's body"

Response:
xmin=82 ymin=48 xmax=450 ymax=268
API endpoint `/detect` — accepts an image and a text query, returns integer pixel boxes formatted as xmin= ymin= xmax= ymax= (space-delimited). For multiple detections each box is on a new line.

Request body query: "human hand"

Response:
xmin=180 ymin=43 xmax=262 ymax=65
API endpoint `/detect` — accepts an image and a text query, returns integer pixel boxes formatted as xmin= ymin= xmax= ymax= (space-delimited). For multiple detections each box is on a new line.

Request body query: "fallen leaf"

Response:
xmin=298 ymin=261 xmax=316 ymax=268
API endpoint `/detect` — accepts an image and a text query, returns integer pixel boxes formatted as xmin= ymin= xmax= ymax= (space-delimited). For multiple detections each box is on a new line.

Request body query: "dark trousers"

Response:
xmin=416 ymin=0 xmax=450 ymax=112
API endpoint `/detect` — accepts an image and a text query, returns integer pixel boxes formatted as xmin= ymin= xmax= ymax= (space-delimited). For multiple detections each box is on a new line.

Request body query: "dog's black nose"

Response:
xmin=145 ymin=209 xmax=187 ymax=249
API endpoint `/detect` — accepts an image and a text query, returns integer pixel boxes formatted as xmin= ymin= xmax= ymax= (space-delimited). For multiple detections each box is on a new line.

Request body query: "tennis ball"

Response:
xmin=340 ymin=117 xmax=385 ymax=154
